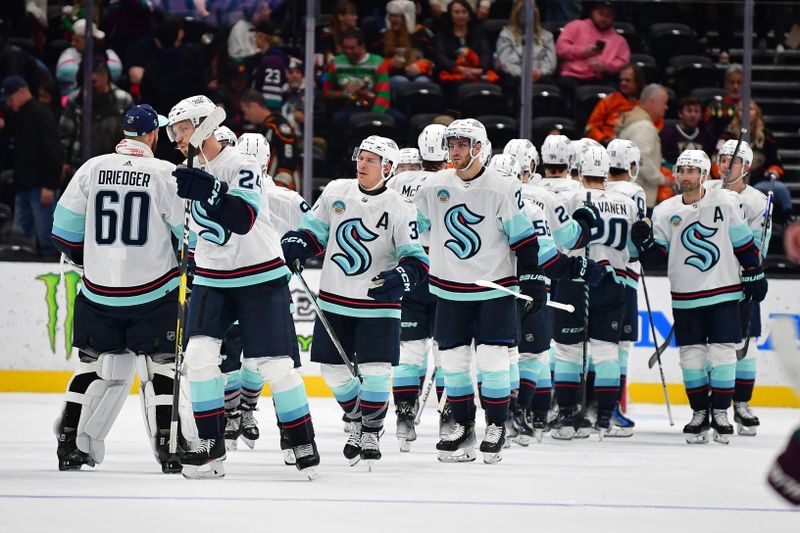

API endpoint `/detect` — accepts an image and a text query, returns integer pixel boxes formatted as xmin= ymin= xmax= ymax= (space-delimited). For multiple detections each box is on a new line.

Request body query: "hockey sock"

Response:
xmin=393 ymin=363 xmax=422 ymax=405
xmin=593 ymin=360 xmax=621 ymax=412
xmin=419 ymin=351 xmax=429 ymax=389
xmin=682 ymin=368 xmax=711 ymax=412
xmin=618 ymin=347 xmax=629 ymax=403
xmin=518 ymin=359 xmax=538 ymax=410
xmin=329 ymin=376 xmax=362 ymax=421
xmin=734 ymin=357 xmax=757 ymax=402
xmin=554 ymin=359 xmax=582 ymax=410
xmin=435 ymin=367 xmax=445 ymax=402
xmin=710 ymin=363 xmax=735 ymax=410
xmin=361 ymin=372 xmax=390 ymax=433
xmin=479 ymin=370 xmax=511 ymax=426
xmin=241 ymin=366 xmax=264 ymax=409
xmin=443 ymin=370 xmax=475 ymax=424
xmin=476 ymin=372 xmax=485 ymax=410
xmin=509 ymin=361 xmax=520 ymax=392
xmin=585 ymin=358 xmax=596 ymax=407
xmin=531 ymin=361 xmax=552 ymax=413
xmin=272 ymin=370 xmax=314 ymax=445
xmin=189 ymin=375 xmax=225 ymax=439
xmin=223 ymin=369 xmax=242 ymax=412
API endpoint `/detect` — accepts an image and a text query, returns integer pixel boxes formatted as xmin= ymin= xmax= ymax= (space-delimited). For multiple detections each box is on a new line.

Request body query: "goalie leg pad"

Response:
xmin=136 ymin=354 xmax=177 ymax=461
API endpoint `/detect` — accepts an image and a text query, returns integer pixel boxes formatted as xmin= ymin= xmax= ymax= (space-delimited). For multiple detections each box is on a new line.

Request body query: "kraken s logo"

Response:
xmin=332 ymin=218 xmax=379 ymax=275
xmin=444 ymin=203 xmax=484 ymax=260
xmin=681 ymin=222 xmax=720 ymax=272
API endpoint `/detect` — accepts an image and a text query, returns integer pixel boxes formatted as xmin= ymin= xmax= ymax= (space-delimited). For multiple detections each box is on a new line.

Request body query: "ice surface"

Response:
xmin=0 ymin=393 xmax=798 ymax=532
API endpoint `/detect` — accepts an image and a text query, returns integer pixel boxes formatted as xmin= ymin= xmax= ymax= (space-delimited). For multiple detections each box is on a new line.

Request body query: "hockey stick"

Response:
xmin=294 ymin=263 xmax=357 ymax=377
xmin=474 ymin=279 xmax=575 ymax=313
xmin=414 ymin=366 xmax=436 ymax=425
xmin=639 ymin=263 xmax=675 ymax=425
xmin=736 ymin=174 xmax=774 ymax=361
xmin=580 ymin=191 xmax=592 ymax=416
xmin=169 ymin=107 xmax=227 ymax=454
xmin=648 ymin=328 xmax=674 ymax=368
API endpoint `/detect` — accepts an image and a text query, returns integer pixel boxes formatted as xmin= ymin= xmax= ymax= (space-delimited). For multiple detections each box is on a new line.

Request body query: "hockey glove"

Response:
xmin=572 ymin=203 xmax=602 ymax=231
xmin=281 ymin=230 xmax=313 ymax=273
xmin=174 ymin=167 xmax=228 ymax=209
xmin=518 ymin=268 xmax=547 ymax=316
xmin=741 ymin=266 xmax=768 ymax=302
xmin=631 ymin=219 xmax=655 ymax=252
xmin=368 ymin=266 xmax=412 ymax=302
xmin=572 ymin=256 xmax=606 ymax=287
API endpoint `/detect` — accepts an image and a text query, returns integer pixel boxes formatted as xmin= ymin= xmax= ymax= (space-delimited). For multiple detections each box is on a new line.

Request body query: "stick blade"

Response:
xmin=189 ymin=106 xmax=227 ymax=148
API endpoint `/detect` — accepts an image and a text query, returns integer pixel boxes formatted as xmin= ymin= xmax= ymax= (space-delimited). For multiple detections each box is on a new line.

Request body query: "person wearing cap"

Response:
xmin=0 ymin=75 xmax=62 ymax=259
xmin=56 ymin=18 xmax=123 ymax=99
xmin=50 ymin=103 xmax=193 ymax=473
xmin=282 ymin=57 xmax=306 ymax=134
xmin=251 ymin=20 xmax=289 ymax=111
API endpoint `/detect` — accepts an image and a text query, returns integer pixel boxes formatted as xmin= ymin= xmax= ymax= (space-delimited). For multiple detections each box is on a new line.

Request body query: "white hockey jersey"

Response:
xmin=652 ymin=187 xmax=755 ymax=309
xmin=52 ymin=140 xmax=185 ymax=307
xmin=539 ymin=176 xmax=581 ymax=196
xmin=298 ymin=179 xmax=428 ymax=319
xmin=521 ymin=183 xmax=582 ymax=250
xmin=606 ymin=179 xmax=647 ymax=289
xmin=413 ymin=167 xmax=535 ymax=301
xmin=387 ymin=169 xmax=437 ymax=248
xmin=705 ymin=180 xmax=771 ymax=258
xmin=561 ymin=187 xmax=639 ymax=286
xmin=189 ymin=146 xmax=290 ymax=288
xmin=264 ymin=182 xmax=310 ymax=237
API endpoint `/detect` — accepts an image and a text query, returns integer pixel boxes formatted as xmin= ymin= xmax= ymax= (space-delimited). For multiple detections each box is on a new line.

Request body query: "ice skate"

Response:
xmin=343 ymin=413 xmax=352 ymax=433
xmin=343 ymin=419 xmax=362 ymax=466
xmin=181 ymin=439 xmax=226 ymax=479
xmin=436 ymin=421 xmax=477 ymax=462
xmin=56 ymin=428 xmax=95 ymax=471
xmin=575 ymin=404 xmax=595 ymax=438
xmin=595 ymin=409 xmax=612 ymax=441
xmin=155 ymin=431 xmax=182 ymax=474
xmin=395 ymin=401 xmax=417 ymax=452
xmin=511 ymin=408 xmax=533 ymax=446
xmin=531 ymin=409 xmax=548 ymax=443
xmin=239 ymin=404 xmax=259 ymax=449
xmin=551 ymin=408 xmax=576 ymax=440
xmin=683 ymin=409 xmax=710 ymax=444
xmin=360 ymin=431 xmax=381 ymax=471
xmin=503 ymin=411 xmax=516 ymax=449
xmin=733 ymin=402 xmax=760 ymax=436
xmin=711 ymin=409 xmax=734 ymax=444
xmin=607 ymin=402 xmax=635 ymax=437
xmin=224 ymin=409 xmax=242 ymax=451
xmin=480 ymin=423 xmax=506 ymax=464
xmin=438 ymin=401 xmax=456 ymax=439
xmin=280 ymin=428 xmax=296 ymax=465
xmin=294 ymin=441 xmax=320 ymax=480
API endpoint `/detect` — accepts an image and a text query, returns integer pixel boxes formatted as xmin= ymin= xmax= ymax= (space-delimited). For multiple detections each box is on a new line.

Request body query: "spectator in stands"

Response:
xmin=554 ymin=1 xmax=630 ymax=102
xmin=430 ymin=0 xmax=493 ymax=22
xmin=584 ymin=63 xmax=653 ymax=145
xmin=227 ymin=0 xmax=272 ymax=61
xmin=720 ymin=100 xmax=792 ymax=223
xmin=375 ymin=0 xmax=436 ymax=93
xmin=322 ymin=27 xmax=394 ymax=132
xmin=56 ymin=19 xmax=123 ymax=100
xmin=434 ymin=0 xmax=495 ymax=92
xmin=210 ymin=60 xmax=251 ymax=135
xmin=318 ymin=0 xmax=359 ymax=62
xmin=496 ymin=2 xmax=556 ymax=93
xmin=282 ymin=57 xmax=305 ymax=137
xmin=102 ymin=0 xmax=155 ymax=66
xmin=0 ymin=75 xmax=62 ymax=259
xmin=251 ymin=20 xmax=289 ymax=110
xmin=616 ymin=83 xmax=668 ymax=209
xmin=240 ymin=89 xmax=301 ymax=191
xmin=704 ymin=63 xmax=742 ymax=139
xmin=60 ymin=56 xmax=133 ymax=180
xmin=660 ymin=96 xmax=716 ymax=167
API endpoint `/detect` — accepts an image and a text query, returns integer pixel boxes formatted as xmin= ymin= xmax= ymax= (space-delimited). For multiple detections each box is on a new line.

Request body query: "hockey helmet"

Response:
xmin=237 ymin=133 xmax=271 ymax=177
xmin=540 ymin=134 xmax=572 ymax=166
xmin=353 ymin=135 xmax=400 ymax=179
xmin=675 ymin=149 xmax=711 ymax=177
xmin=166 ymin=95 xmax=217 ymax=142
xmin=503 ymin=139 xmax=539 ymax=175
xmin=488 ymin=154 xmax=522 ymax=180
xmin=397 ymin=147 xmax=422 ymax=166
xmin=580 ymin=145 xmax=610 ymax=179
xmin=417 ymin=123 xmax=448 ymax=162
xmin=717 ymin=139 xmax=754 ymax=167
xmin=214 ymin=126 xmax=238 ymax=147
xmin=607 ymin=139 xmax=641 ymax=181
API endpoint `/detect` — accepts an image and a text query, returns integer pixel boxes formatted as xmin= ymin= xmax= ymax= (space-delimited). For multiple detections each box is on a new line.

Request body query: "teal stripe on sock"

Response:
xmin=618 ymin=348 xmax=629 ymax=374
xmin=190 ymin=376 xmax=224 ymax=412
xmin=273 ymin=384 xmax=310 ymax=422
xmin=241 ymin=366 xmax=264 ymax=390
xmin=481 ymin=370 xmax=510 ymax=398
xmin=393 ymin=364 xmax=421 ymax=387
xmin=509 ymin=362 xmax=520 ymax=390
xmin=330 ymin=376 xmax=361 ymax=403
xmin=555 ymin=360 xmax=582 ymax=383
xmin=711 ymin=363 xmax=735 ymax=389
xmin=224 ymin=369 xmax=241 ymax=392
xmin=362 ymin=373 xmax=391 ymax=403
xmin=682 ymin=368 xmax=709 ymax=389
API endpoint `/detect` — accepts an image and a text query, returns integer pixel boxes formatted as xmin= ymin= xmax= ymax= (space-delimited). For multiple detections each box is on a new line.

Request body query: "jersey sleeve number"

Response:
xmin=554 ymin=205 xmax=569 ymax=223
xmin=238 ymin=169 xmax=261 ymax=189
xmin=409 ymin=220 xmax=419 ymax=240
xmin=95 ymin=190 xmax=150 ymax=246
xmin=532 ymin=219 xmax=551 ymax=237
xmin=514 ymin=189 xmax=525 ymax=209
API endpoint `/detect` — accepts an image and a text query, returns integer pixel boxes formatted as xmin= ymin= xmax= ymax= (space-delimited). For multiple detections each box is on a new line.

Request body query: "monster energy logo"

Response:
xmin=37 ymin=271 xmax=81 ymax=358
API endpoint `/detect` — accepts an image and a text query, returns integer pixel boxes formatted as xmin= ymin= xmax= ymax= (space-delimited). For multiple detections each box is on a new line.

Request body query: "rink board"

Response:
xmin=1 ymin=261 xmax=798 ymax=406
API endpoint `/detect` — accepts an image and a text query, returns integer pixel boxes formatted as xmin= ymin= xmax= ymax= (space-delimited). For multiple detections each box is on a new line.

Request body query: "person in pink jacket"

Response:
xmin=555 ymin=2 xmax=630 ymax=104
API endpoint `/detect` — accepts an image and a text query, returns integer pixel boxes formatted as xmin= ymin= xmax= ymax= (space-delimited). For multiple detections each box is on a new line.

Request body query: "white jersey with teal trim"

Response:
xmin=607 ymin=180 xmax=647 ymax=289
xmin=388 ymin=169 xmax=438 ymax=248
xmin=705 ymin=180 xmax=771 ymax=258
xmin=413 ymin=167 xmax=535 ymax=301
xmin=521 ymin=199 xmax=561 ymax=293
xmin=539 ymin=176 xmax=581 ymax=195
xmin=298 ymin=179 xmax=428 ymax=319
xmin=52 ymin=141 xmax=184 ymax=307
xmin=264 ymin=183 xmax=310 ymax=237
xmin=561 ymin=188 xmax=638 ymax=286
xmin=190 ymin=147 xmax=289 ymax=288
xmin=521 ymin=183 xmax=582 ymax=250
xmin=652 ymin=187 xmax=753 ymax=309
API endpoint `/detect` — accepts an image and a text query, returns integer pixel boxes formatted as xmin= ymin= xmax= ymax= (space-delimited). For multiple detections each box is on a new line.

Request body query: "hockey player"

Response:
xmin=51 ymin=104 xmax=188 ymax=473
xmin=168 ymin=95 xmax=318 ymax=478
xmin=604 ymin=138 xmax=646 ymax=435
xmin=539 ymin=135 xmax=580 ymax=195
xmin=632 ymin=149 xmax=767 ymax=444
xmin=550 ymin=145 xmax=639 ymax=440
xmin=395 ymin=147 xmax=423 ymax=174
xmin=214 ymin=126 xmax=238 ymax=148
xmin=503 ymin=139 xmax=540 ymax=183
xmin=387 ymin=124 xmax=449 ymax=451
xmin=710 ymin=140 xmax=771 ymax=436
xmin=281 ymin=135 xmax=429 ymax=468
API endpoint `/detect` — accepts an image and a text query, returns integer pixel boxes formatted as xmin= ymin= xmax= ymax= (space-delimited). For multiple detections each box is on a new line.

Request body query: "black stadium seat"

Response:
xmin=408 ymin=113 xmax=445 ymax=142
xmin=573 ymin=85 xmax=616 ymax=129
xmin=477 ymin=115 xmax=518 ymax=150
xmin=456 ymin=82 xmax=509 ymax=117
xmin=668 ymin=55 xmax=719 ymax=96
xmin=531 ymin=84 xmax=567 ymax=118
xmin=614 ymin=21 xmax=640 ymax=53
xmin=690 ymin=87 xmax=726 ymax=106
xmin=648 ymin=23 xmax=698 ymax=66
xmin=482 ymin=18 xmax=507 ymax=47
xmin=530 ymin=117 xmax=578 ymax=148
xmin=395 ymin=82 xmax=444 ymax=117
xmin=631 ymin=53 xmax=660 ymax=84
xmin=346 ymin=112 xmax=402 ymax=157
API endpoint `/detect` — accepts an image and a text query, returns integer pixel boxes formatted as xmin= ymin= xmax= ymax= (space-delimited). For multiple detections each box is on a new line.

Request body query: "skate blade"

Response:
xmin=685 ymin=430 xmax=710 ymax=444
xmin=502 ymin=439 xmax=512 ymax=449
xmin=511 ymin=434 xmax=531 ymax=447
xmin=398 ymin=439 xmax=411 ymax=453
xmin=534 ymin=429 xmax=544 ymax=443
xmin=348 ymin=455 xmax=361 ymax=467
xmin=301 ymin=466 xmax=319 ymax=480
xmin=282 ymin=450 xmax=297 ymax=465
xmin=483 ymin=452 xmax=502 ymax=464
xmin=605 ymin=427 xmax=634 ymax=438
xmin=225 ymin=439 xmax=238 ymax=451
xmin=551 ymin=427 xmax=575 ymax=441
xmin=713 ymin=430 xmax=731 ymax=444
xmin=736 ymin=423 xmax=757 ymax=436
xmin=437 ymin=448 xmax=476 ymax=463
xmin=239 ymin=436 xmax=255 ymax=450
xmin=181 ymin=460 xmax=225 ymax=479
xmin=597 ymin=429 xmax=606 ymax=441
xmin=574 ymin=428 xmax=591 ymax=439
xmin=366 ymin=460 xmax=376 ymax=472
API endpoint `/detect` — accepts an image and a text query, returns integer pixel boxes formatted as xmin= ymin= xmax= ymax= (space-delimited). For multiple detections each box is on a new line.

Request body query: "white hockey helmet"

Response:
xmin=503 ymin=139 xmax=538 ymax=174
xmin=607 ymin=139 xmax=641 ymax=181
xmin=479 ymin=138 xmax=493 ymax=165
xmin=417 ymin=123 xmax=448 ymax=162
xmin=540 ymin=134 xmax=571 ymax=166
xmin=353 ymin=135 xmax=400 ymax=179
xmin=214 ymin=126 xmax=238 ymax=147
xmin=443 ymin=118 xmax=488 ymax=167
xmin=675 ymin=149 xmax=711 ymax=177
xmin=488 ymin=154 xmax=522 ymax=180
xmin=237 ymin=133 xmax=271 ymax=177
xmin=166 ymin=95 xmax=217 ymax=142
xmin=580 ymin=145 xmax=611 ymax=179
xmin=572 ymin=138 xmax=603 ymax=174
xmin=717 ymin=139 xmax=754 ymax=167
xmin=397 ymin=147 xmax=422 ymax=166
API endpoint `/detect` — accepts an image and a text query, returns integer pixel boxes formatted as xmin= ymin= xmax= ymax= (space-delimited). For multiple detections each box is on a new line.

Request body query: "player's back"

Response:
xmin=388 ymin=169 xmax=435 ymax=200
xmin=606 ymin=180 xmax=646 ymax=219
xmin=264 ymin=183 xmax=310 ymax=236
xmin=539 ymin=176 xmax=581 ymax=196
